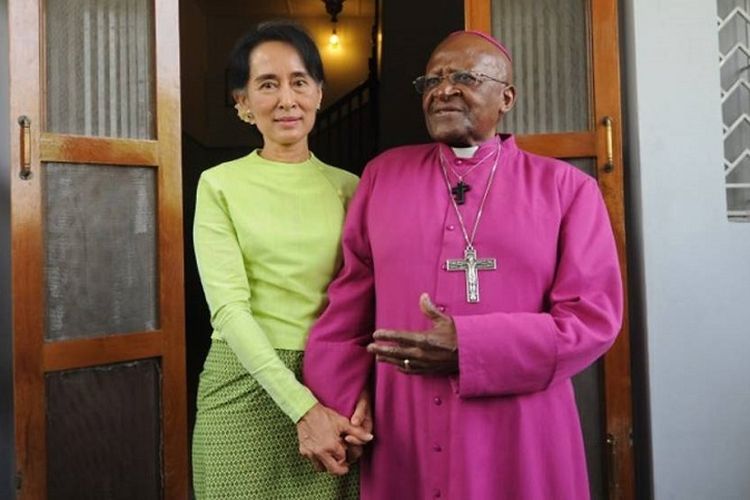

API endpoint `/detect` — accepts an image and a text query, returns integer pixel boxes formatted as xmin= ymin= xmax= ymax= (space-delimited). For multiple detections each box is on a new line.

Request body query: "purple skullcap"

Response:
xmin=446 ymin=30 xmax=512 ymax=62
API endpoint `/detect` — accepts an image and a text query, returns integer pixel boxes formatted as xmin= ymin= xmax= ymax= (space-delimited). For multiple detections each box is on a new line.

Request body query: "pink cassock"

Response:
xmin=304 ymin=135 xmax=623 ymax=500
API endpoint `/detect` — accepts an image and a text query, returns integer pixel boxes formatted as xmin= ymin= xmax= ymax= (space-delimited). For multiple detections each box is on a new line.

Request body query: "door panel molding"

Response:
xmin=464 ymin=1 xmax=491 ymax=33
xmin=590 ymin=1 xmax=633 ymax=497
xmin=40 ymin=134 xmax=159 ymax=166
xmin=43 ymin=331 xmax=164 ymax=372
xmin=154 ymin=0 xmax=187 ymax=496
xmin=10 ymin=0 xmax=46 ymax=495
xmin=516 ymin=131 xmax=597 ymax=158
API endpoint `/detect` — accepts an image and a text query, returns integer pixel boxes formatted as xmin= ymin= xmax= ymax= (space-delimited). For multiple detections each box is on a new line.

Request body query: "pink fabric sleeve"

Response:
xmin=302 ymin=166 xmax=376 ymax=417
xmin=455 ymin=179 xmax=623 ymax=398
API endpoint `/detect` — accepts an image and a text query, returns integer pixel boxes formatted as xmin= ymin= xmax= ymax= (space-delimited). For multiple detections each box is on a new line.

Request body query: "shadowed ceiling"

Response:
xmin=197 ymin=0 xmax=375 ymax=19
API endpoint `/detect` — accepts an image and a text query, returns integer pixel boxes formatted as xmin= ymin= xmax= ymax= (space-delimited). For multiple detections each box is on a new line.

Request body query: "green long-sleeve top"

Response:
xmin=193 ymin=150 xmax=359 ymax=422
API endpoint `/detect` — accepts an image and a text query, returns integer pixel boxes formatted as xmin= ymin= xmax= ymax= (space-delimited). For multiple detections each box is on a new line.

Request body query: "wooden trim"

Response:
xmin=40 ymin=134 xmax=159 ymax=166
xmin=42 ymin=331 xmax=164 ymax=372
xmin=155 ymin=0 xmax=188 ymax=497
xmin=464 ymin=0 xmax=491 ymax=33
xmin=591 ymin=0 xmax=635 ymax=499
xmin=10 ymin=0 xmax=47 ymax=497
xmin=515 ymin=131 xmax=596 ymax=159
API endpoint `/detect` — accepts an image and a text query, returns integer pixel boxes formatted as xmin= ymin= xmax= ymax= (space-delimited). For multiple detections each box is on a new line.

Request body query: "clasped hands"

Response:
xmin=297 ymin=293 xmax=459 ymax=474
xmin=296 ymin=390 xmax=373 ymax=475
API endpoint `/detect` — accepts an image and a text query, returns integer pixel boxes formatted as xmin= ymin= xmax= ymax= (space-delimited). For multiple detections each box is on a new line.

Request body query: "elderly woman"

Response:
xmin=191 ymin=21 xmax=370 ymax=499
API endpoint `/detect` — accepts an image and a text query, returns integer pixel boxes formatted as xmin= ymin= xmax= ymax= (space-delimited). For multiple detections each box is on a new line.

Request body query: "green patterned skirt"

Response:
xmin=192 ymin=340 xmax=358 ymax=499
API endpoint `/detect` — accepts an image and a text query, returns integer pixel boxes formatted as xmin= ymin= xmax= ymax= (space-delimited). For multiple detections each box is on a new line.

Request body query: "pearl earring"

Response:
xmin=234 ymin=103 xmax=254 ymax=124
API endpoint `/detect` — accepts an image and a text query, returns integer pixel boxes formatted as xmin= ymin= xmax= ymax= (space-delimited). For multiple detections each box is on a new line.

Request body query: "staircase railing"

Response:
xmin=310 ymin=77 xmax=379 ymax=175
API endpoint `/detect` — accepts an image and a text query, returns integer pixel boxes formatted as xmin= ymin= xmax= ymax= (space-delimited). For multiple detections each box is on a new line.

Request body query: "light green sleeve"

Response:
xmin=193 ymin=173 xmax=317 ymax=422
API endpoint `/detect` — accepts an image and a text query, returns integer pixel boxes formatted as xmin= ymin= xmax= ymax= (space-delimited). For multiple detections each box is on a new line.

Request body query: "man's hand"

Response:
xmin=296 ymin=403 xmax=373 ymax=475
xmin=344 ymin=390 xmax=373 ymax=464
xmin=367 ymin=293 xmax=459 ymax=375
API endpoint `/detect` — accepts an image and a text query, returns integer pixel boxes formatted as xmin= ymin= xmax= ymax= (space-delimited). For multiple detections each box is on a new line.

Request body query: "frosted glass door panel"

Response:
xmin=573 ymin=361 xmax=606 ymax=500
xmin=492 ymin=0 xmax=592 ymax=134
xmin=46 ymin=360 xmax=162 ymax=499
xmin=45 ymin=0 xmax=155 ymax=138
xmin=44 ymin=163 xmax=159 ymax=340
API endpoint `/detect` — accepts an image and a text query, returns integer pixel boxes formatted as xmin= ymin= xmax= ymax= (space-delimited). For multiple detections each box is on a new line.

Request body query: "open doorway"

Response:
xmin=178 ymin=0 xmax=378 ymax=443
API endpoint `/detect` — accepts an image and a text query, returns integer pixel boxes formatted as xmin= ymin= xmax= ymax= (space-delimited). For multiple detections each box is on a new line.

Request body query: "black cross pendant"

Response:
xmin=451 ymin=181 xmax=471 ymax=205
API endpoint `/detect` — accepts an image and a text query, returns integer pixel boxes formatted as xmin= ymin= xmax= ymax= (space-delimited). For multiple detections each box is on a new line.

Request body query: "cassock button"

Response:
xmin=433 ymin=489 xmax=442 ymax=498
xmin=433 ymin=396 xmax=442 ymax=406
xmin=438 ymin=305 xmax=446 ymax=312
xmin=446 ymin=225 xmax=455 ymax=231
xmin=433 ymin=444 xmax=442 ymax=452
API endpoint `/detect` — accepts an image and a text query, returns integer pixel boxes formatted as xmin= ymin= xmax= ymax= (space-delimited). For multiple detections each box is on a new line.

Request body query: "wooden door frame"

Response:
xmin=0 ymin=1 xmax=14 ymax=493
xmin=9 ymin=0 xmax=187 ymax=497
xmin=465 ymin=1 xmax=634 ymax=499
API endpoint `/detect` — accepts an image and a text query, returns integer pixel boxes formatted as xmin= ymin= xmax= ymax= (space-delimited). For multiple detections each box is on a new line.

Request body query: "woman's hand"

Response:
xmin=296 ymin=403 xmax=373 ymax=475
xmin=345 ymin=390 xmax=373 ymax=464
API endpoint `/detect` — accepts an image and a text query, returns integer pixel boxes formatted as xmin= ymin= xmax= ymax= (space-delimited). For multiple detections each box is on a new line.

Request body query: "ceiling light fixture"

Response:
xmin=323 ymin=0 xmax=345 ymax=48
xmin=329 ymin=28 xmax=340 ymax=48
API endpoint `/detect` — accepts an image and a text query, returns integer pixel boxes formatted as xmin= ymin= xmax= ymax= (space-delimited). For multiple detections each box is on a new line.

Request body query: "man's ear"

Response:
xmin=499 ymin=85 xmax=517 ymax=115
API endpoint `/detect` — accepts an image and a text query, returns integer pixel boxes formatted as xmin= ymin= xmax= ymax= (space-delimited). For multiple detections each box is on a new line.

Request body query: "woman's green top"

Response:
xmin=193 ymin=150 xmax=359 ymax=422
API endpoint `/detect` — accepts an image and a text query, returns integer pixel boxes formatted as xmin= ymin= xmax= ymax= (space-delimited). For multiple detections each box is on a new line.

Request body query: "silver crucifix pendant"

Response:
xmin=446 ymin=246 xmax=497 ymax=303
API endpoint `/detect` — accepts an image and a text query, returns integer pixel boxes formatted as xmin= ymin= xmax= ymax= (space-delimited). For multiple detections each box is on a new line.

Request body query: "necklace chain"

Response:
xmin=439 ymin=142 xmax=501 ymax=248
xmin=444 ymin=148 xmax=496 ymax=184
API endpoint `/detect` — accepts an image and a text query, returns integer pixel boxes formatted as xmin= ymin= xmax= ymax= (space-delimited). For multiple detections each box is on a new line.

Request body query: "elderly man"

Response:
xmin=302 ymin=30 xmax=623 ymax=499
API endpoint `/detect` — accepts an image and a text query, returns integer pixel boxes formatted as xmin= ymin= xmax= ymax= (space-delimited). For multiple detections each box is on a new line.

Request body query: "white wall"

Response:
xmin=623 ymin=0 xmax=750 ymax=498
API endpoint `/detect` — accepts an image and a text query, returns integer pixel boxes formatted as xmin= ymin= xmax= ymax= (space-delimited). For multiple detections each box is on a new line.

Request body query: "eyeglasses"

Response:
xmin=412 ymin=71 xmax=509 ymax=94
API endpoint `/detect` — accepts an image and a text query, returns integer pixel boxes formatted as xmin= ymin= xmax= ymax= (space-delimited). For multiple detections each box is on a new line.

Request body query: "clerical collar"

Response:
xmin=451 ymin=145 xmax=479 ymax=158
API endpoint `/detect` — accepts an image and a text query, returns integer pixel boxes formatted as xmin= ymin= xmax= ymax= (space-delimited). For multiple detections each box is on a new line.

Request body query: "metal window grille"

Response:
xmin=719 ymin=0 xmax=750 ymax=221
